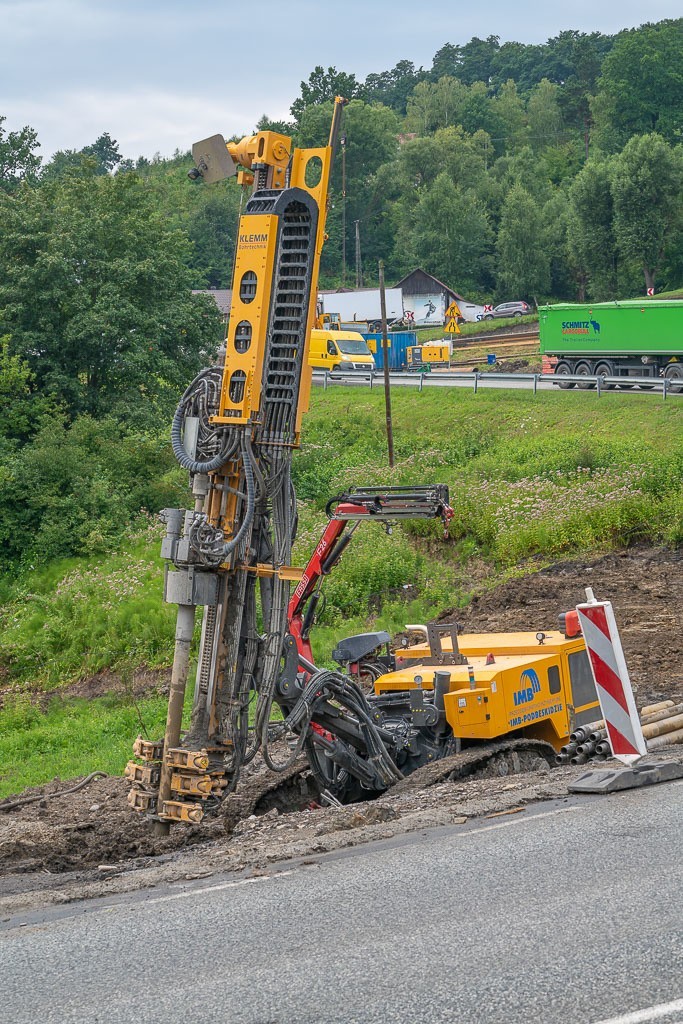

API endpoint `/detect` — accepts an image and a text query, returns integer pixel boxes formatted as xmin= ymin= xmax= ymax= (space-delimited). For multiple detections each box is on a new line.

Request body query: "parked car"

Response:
xmin=484 ymin=301 xmax=532 ymax=320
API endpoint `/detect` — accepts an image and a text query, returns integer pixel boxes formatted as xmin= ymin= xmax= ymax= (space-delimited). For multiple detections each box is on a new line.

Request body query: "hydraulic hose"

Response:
xmin=220 ymin=433 xmax=256 ymax=558
xmin=170 ymin=370 xmax=237 ymax=474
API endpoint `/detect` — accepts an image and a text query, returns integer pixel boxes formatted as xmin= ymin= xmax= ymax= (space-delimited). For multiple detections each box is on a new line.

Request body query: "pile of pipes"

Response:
xmin=557 ymin=700 xmax=683 ymax=765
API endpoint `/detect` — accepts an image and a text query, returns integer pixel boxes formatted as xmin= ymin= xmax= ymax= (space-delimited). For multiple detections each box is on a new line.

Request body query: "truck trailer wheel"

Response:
xmin=554 ymin=361 xmax=575 ymax=388
xmin=664 ymin=362 xmax=683 ymax=393
xmin=594 ymin=361 xmax=615 ymax=390
xmin=575 ymin=361 xmax=595 ymax=390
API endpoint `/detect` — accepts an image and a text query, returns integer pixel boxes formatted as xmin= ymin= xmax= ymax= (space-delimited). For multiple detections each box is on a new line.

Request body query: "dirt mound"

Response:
xmin=0 ymin=775 xmax=223 ymax=876
xmin=482 ymin=357 xmax=539 ymax=373
xmin=0 ymin=667 xmax=171 ymax=711
xmin=441 ymin=546 xmax=683 ymax=700
xmin=61 ymin=667 xmax=171 ymax=702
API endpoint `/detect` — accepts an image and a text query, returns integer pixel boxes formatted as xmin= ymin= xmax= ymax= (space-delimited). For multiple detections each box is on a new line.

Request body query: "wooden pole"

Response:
xmin=355 ymin=220 xmax=363 ymax=289
xmin=341 ymin=134 xmax=347 ymax=286
xmin=378 ymin=260 xmax=394 ymax=468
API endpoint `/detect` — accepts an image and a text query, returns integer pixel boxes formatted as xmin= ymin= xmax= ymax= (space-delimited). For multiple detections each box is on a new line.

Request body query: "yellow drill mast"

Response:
xmin=127 ymin=100 xmax=346 ymax=833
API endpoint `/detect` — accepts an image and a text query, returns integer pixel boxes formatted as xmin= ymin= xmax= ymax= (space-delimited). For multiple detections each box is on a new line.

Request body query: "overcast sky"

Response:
xmin=1 ymin=0 xmax=680 ymax=161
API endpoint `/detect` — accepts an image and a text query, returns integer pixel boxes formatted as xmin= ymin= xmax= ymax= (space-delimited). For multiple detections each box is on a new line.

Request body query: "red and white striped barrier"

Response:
xmin=575 ymin=589 xmax=647 ymax=765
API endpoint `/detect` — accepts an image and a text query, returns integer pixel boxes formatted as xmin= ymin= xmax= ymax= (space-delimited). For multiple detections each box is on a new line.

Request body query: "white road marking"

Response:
xmin=141 ymin=868 xmax=298 ymax=907
xmin=462 ymin=805 xmax=581 ymax=835
xmin=122 ymin=809 xmax=582 ymax=912
xmin=592 ymin=998 xmax=683 ymax=1024
xmin=134 ymin=808 xmax=582 ymax=910
xmin=0 ymin=803 xmax=609 ymax=930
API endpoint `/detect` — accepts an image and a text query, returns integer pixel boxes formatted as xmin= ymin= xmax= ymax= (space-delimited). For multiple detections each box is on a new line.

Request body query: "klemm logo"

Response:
xmin=513 ymin=668 xmax=541 ymax=706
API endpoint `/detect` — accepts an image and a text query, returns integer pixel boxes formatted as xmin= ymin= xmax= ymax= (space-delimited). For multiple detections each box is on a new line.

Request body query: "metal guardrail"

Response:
xmin=312 ymin=369 xmax=683 ymax=399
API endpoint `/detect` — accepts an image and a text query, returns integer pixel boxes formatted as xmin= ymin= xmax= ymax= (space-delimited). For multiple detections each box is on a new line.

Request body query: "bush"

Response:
xmin=0 ymin=414 xmax=183 ymax=566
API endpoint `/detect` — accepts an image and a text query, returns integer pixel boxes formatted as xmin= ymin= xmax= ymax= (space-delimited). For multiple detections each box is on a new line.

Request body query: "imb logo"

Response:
xmin=513 ymin=669 xmax=541 ymax=706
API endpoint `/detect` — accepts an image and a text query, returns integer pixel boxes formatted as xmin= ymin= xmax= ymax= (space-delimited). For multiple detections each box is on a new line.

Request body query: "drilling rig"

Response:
xmin=126 ymin=100 xmax=347 ymax=834
xmin=126 ymin=101 xmax=601 ymax=832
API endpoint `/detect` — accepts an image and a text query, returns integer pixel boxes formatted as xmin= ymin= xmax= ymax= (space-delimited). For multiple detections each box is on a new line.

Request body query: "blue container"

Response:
xmin=362 ymin=332 xmax=416 ymax=370
xmin=487 ymin=353 xmax=497 ymax=365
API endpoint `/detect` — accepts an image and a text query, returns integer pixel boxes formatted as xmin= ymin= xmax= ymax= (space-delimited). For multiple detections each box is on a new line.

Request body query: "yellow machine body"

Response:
xmin=211 ymin=131 xmax=337 ymax=434
xmin=421 ymin=342 xmax=450 ymax=366
xmin=374 ymin=631 xmax=599 ymax=750
xmin=407 ymin=343 xmax=450 ymax=369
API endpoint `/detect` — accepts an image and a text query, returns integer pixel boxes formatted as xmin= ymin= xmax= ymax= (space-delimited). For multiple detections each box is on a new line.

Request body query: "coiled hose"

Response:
xmin=170 ymin=370 xmax=236 ymax=475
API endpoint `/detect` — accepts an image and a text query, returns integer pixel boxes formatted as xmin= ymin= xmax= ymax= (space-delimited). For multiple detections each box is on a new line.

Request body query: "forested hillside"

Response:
xmin=3 ymin=19 xmax=682 ymax=308
xmin=0 ymin=17 xmax=681 ymax=576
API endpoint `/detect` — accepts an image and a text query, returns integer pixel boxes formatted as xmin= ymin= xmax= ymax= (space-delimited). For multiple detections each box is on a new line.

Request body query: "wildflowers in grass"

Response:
xmin=451 ymin=465 xmax=653 ymax=563
xmin=54 ymin=560 xmax=158 ymax=605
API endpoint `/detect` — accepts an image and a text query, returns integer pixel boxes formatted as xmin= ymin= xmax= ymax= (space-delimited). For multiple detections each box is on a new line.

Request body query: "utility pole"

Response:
xmin=354 ymin=220 xmax=363 ymax=289
xmin=378 ymin=260 xmax=394 ymax=468
xmin=341 ymin=133 xmax=347 ymax=286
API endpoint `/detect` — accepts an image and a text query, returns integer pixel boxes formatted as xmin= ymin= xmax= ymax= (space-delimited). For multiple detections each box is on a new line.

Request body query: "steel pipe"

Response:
xmin=570 ymin=720 xmax=604 ymax=743
xmin=641 ymin=713 xmax=683 ymax=740
xmin=641 ymin=700 xmax=675 ymax=717
xmin=646 ymin=727 xmax=683 ymax=750
xmin=154 ymin=602 xmax=196 ymax=837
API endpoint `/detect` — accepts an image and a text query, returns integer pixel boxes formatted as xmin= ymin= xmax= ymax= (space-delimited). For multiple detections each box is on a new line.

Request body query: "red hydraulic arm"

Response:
xmin=287 ymin=486 xmax=453 ymax=667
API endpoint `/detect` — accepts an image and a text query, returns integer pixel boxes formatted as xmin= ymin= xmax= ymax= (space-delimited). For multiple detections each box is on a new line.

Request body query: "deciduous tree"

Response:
xmin=567 ymin=159 xmax=617 ymax=299
xmin=496 ymin=184 xmax=550 ymax=299
xmin=0 ymin=172 xmax=223 ymax=418
xmin=592 ymin=19 xmax=683 ymax=148
xmin=409 ymin=172 xmax=493 ymax=295
xmin=610 ymin=132 xmax=683 ymax=292
xmin=0 ymin=116 xmax=41 ymax=192
xmin=291 ymin=66 xmax=359 ymax=123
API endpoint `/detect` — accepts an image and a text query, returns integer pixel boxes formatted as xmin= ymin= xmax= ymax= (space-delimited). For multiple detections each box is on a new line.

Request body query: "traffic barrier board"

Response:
xmin=575 ymin=589 xmax=647 ymax=765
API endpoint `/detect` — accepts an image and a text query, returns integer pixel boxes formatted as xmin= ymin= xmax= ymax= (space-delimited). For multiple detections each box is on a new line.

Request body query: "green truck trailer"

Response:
xmin=539 ymin=299 xmax=683 ymax=389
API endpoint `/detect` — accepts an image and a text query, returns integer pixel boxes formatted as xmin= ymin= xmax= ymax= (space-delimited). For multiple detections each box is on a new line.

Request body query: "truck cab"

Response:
xmin=308 ymin=329 xmax=375 ymax=371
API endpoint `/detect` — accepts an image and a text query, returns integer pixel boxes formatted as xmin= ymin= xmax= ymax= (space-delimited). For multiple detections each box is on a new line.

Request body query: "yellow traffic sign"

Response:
xmin=444 ymin=300 xmax=461 ymax=334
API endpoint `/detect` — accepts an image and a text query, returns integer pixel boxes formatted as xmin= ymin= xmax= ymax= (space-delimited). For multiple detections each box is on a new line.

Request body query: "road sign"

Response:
xmin=445 ymin=301 xmax=461 ymax=334
xmin=575 ymin=589 xmax=647 ymax=764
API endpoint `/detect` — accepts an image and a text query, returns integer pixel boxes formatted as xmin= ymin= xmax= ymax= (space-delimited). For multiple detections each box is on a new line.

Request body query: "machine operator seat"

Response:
xmin=332 ymin=631 xmax=391 ymax=667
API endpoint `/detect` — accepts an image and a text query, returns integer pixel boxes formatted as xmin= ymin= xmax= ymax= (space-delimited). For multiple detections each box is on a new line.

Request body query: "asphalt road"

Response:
xmin=3 ymin=781 xmax=683 ymax=1024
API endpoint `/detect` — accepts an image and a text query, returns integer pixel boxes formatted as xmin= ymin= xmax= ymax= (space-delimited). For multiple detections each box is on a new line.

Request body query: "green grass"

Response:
xmin=0 ymin=523 xmax=176 ymax=691
xmin=644 ymin=288 xmax=683 ymax=299
xmin=1 ymin=385 xmax=681 ymax=794
xmin=0 ymin=688 xmax=195 ymax=799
